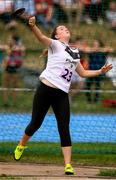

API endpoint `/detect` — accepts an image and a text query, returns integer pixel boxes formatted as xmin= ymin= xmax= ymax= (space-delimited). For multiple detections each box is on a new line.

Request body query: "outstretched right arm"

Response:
xmin=28 ymin=16 xmax=52 ymax=46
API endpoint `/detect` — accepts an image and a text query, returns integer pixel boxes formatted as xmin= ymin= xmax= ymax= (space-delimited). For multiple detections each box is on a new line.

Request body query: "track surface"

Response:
xmin=0 ymin=162 xmax=116 ymax=179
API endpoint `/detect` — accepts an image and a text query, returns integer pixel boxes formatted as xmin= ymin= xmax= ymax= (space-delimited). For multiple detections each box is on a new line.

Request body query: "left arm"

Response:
xmin=75 ymin=62 xmax=112 ymax=78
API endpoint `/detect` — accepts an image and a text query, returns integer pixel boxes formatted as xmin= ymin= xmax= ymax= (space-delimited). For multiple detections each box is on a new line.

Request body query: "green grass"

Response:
xmin=98 ymin=169 xmax=116 ymax=177
xmin=0 ymin=176 xmax=20 ymax=180
xmin=0 ymin=142 xmax=116 ymax=166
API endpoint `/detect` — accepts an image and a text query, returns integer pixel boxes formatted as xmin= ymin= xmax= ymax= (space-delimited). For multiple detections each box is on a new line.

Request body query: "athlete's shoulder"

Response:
xmin=50 ymin=39 xmax=62 ymax=47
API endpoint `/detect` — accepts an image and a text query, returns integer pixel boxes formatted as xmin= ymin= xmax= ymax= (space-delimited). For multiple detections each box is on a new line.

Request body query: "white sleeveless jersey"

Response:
xmin=39 ymin=39 xmax=80 ymax=93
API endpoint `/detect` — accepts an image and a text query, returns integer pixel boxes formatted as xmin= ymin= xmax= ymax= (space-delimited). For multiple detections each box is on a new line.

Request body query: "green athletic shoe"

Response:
xmin=14 ymin=145 xmax=27 ymax=161
xmin=65 ymin=164 xmax=74 ymax=175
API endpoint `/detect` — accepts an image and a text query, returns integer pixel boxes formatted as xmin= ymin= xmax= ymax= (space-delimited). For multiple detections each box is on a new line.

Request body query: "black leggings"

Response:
xmin=25 ymin=82 xmax=71 ymax=147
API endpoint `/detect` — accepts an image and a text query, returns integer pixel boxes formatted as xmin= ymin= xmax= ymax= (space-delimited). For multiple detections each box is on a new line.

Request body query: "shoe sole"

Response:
xmin=65 ymin=172 xmax=74 ymax=175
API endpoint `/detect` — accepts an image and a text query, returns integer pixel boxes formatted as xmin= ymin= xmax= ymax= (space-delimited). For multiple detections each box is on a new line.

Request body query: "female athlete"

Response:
xmin=14 ymin=16 xmax=112 ymax=175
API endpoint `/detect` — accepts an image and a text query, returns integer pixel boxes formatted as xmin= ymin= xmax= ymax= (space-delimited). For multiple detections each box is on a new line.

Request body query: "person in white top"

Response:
xmin=14 ymin=16 xmax=112 ymax=175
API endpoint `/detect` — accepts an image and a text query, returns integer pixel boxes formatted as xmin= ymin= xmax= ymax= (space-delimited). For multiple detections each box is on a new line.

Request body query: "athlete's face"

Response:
xmin=55 ymin=26 xmax=71 ymax=41
xmin=93 ymin=40 xmax=100 ymax=48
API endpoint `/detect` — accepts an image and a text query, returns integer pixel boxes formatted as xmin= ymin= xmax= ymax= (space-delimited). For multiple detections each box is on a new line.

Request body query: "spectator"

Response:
xmin=81 ymin=0 xmax=104 ymax=24
xmin=0 ymin=43 xmax=7 ymax=86
xmin=80 ymin=0 xmax=92 ymax=24
xmin=85 ymin=39 xmax=113 ymax=103
xmin=0 ymin=0 xmax=17 ymax=29
xmin=2 ymin=34 xmax=25 ymax=106
xmin=0 ymin=44 xmax=7 ymax=64
xmin=35 ymin=0 xmax=57 ymax=30
xmin=53 ymin=0 xmax=68 ymax=23
xmin=106 ymin=1 xmax=116 ymax=31
xmin=106 ymin=56 xmax=116 ymax=87
xmin=75 ymin=0 xmax=86 ymax=24
xmin=70 ymin=37 xmax=88 ymax=99
xmin=59 ymin=0 xmax=78 ymax=24
xmin=90 ymin=0 xmax=104 ymax=24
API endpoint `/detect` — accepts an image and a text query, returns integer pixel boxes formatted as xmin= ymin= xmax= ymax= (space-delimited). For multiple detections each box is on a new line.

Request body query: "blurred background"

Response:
xmin=0 ymin=0 xmax=116 ymax=165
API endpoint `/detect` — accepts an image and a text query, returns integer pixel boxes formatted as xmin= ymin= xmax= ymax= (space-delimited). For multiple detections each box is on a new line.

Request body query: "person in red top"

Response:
xmin=2 ymin=34 xmax=25 ymax=106
xmin=35 ymin=0 xmax=57 ymax=30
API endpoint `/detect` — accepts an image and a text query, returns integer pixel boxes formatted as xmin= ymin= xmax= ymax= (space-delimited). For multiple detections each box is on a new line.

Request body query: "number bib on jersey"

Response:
xmin=60 ymin=66 xmax=73 ymax=82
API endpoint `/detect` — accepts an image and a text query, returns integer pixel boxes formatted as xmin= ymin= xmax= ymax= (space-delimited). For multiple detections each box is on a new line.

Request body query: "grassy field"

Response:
xmin=0 ymin=142 xmax=116 ymax=166
xmin=98 ymin=169 xmax=116 ymax=177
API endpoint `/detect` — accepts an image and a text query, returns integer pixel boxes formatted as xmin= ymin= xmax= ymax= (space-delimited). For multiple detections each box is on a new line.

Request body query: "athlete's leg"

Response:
xmin=51 ymin=90 xmax=71 ymax=165
xmin=19 ymin=83 xmax=51 ymax=146
xmin=14 ymin=82 xmax=51 ymax=160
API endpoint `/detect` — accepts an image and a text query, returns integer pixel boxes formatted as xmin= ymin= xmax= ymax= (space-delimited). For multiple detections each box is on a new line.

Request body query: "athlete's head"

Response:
xmin=8 ymin=34 xmax=21 ymax=48
xmin=93 ymin=39 xmax=104 ymax=48
xmin=51 ymin=25 xmax=71 ymax=43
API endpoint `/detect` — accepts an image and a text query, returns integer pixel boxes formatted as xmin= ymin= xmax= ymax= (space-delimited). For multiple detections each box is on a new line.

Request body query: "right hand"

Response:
xmin=28 ymin=16 xmax=36 ymax=27
xmin=101 ymin=63 xmax=113 ymax=74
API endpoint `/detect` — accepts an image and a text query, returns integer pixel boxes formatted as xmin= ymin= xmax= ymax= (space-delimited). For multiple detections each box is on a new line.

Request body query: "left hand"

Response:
xmin=101 ymin=63 xmax=113 ymax=74
xmin=28 ymin=16 xmax=36 ymax=27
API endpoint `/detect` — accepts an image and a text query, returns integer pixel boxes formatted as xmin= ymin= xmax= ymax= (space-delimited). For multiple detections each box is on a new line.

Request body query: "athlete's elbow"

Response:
xmin=81 ymin=74 xmax=86 ymax=78
xmin=77 ymin=71 xmax=86 ymax=78
xmin=80 ymin=74 xmax=86 ymax=78
xmin=76 ymin=67 xmax=87 ymax=78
